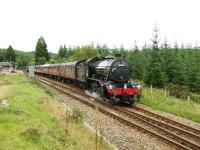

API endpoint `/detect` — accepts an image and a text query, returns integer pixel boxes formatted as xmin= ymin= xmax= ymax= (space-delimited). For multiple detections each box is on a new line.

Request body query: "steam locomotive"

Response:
xmin=33 ymin=55 xmax=140 ymax=105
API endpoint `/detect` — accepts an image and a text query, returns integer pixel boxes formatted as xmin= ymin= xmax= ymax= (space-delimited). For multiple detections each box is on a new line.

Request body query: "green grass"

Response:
xmin=141 ymin=86 xmax=200 ymax=123
xmin=0 ymin=74 xmax=111 ymax=150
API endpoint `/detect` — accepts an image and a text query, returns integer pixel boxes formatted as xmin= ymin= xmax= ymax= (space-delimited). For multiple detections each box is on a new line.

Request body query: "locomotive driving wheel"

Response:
xmin=129 ymin=97 xmax=135 ymax=106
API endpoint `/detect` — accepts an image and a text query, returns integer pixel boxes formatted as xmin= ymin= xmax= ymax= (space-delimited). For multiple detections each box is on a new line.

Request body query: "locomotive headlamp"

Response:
xmin=106 ymin=83 xmax=113 ymax=90
xmin=124 ymin=84 xmax=127 ymax=89
xmin=109 ymin=84 xmax=113 ymax=89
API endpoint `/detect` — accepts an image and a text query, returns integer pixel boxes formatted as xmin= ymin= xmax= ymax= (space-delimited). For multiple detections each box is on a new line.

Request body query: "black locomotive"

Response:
xmin=34 ymin=55 xmax=138 ymax=105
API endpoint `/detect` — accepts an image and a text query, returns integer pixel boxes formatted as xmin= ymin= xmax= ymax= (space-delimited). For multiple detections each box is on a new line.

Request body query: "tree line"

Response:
xmin=0 ymin=26 xmax=199 ymax=93
xmin=54 ymin=38 xmax=200 ymax=92
xmin=53 ymin=25 xmax=200 ymax=93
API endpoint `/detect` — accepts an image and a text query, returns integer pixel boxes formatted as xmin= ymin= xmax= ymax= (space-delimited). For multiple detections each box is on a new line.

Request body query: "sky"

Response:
xmin=0 ymin=0 xmax=200 ymax=53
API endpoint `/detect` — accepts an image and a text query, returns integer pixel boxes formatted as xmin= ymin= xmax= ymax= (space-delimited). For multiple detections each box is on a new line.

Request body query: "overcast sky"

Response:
xmin=0 ymin=0 xmax=200 ymax=53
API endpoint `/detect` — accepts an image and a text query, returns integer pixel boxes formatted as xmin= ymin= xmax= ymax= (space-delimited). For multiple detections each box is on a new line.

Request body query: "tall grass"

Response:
xmin=0 ymin=75 xmax=111 ymax=150
xmin=30 ymin=77 xmax=54 ymax=97
xmin=141 ymin=86 xmax=200 ymax=123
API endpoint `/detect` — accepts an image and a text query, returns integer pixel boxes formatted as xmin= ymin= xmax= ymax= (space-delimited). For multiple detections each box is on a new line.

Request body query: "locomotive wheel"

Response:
xmin=110 ymin=98 xmax=116 ymax=105
xmin=110 ymin=96 xmax=119 ymax=105
xmin=129 ymin=97 xmax=135 ymax=106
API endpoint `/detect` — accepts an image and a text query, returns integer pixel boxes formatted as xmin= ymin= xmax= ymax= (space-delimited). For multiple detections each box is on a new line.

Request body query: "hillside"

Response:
xmin=0 ymin=48 xmax=57 ymax=68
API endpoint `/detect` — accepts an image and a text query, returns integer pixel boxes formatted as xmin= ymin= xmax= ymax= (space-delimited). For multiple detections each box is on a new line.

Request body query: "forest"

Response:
xmin=55 ymin=26 xmax=200 ymax=93
xmin=55 ymin=40 xmax=200 ymax=93
xmin=0 ymin=26 xmax=199 ymax=94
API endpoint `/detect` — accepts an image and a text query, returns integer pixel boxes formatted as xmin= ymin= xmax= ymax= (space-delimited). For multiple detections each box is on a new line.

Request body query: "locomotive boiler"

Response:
xmin=89 ymin=56 xmax=131 ymax=82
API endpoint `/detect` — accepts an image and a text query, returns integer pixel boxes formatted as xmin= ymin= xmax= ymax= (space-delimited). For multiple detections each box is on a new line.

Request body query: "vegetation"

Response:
xmin=144 ymin=25 xmax=166 ymax=88
xmin=123 ymin=25 xmax=200 ymax=93
xmin=0 ymin=24 xmax=199 ymax=98
xmin=71 ymin=107 xmax=84 ymax=123
xmin=58 ymin=45 xmax=69 ymax=58
xmin=6 ymin=45 xmax=16 ymax=62
xmin=49 ymin=25 xmax=199 ymax=93
xmin=0 ymin=48 xmax=35 ymax=68
xmin=140 ymin=86 xmax=200 ymax=123
xmin=35 ymin=36 xmax=50 ymax=64
xmin=68 ymin=45 xmax=99 ymax=61
xmin=0 ymin=48 xmax=6 ymax=62
xmin=0 ymin=75 xmax=111 ymax=150
xmin=0 ymin=26 xmax=199 ymax=93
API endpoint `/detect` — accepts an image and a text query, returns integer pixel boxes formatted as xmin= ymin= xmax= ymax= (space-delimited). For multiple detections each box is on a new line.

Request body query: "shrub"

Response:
xmin=72 ymin=107 xmax=84 ymax=123
xmin=22 ymin=128 xmax=41 ymax=142
xmin=190 ymin=95 xmax=200 ymax=104
xmin=168 ymin=84 xmax=190 ymax=99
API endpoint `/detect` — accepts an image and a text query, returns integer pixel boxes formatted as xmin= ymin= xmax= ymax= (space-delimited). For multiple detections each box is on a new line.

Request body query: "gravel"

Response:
xmin=50 ymin=87 xmax=176 ymax=150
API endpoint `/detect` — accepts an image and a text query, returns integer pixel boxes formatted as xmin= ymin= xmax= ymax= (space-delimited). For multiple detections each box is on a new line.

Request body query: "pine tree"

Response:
xmin=163 ymin=37 xmax=168 ymax=49
xmin=6 ymin=45 xmax=16 ymax=62
xmin=160 ymin=37 xmax=178 ymax=83
xmin=171 ymin=43 xmax=186 ymax=85
xmin=181 ymin=43 xmax=184 ymax=49
xmin=129 ymin=41 xmax=145 ymax=80
xmin=58 ymin=45 xmax=68 ymax=58
xmin=58 ymin=45 xmax=63 ymax=58
xmin=174 ymin=41 xmax=179 ymax=49
xmin=63 ymin=45 xmax=67 ymax=57
xmin=35 ymin=36 xmax=50 ymax=64
xmin=144 ymin=24 xmax=166 ymax=88
xmin=186 ymin=48 xmax=200 ymax=92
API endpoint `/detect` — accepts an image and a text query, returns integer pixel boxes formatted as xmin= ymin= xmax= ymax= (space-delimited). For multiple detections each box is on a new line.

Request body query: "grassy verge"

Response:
xmin=0 ymin=74 xmax=111 ymax=150
xmin=140 ymin=86 xmax=200 ymax=123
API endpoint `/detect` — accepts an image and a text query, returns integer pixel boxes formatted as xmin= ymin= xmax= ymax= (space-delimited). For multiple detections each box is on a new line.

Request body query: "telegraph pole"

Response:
xmin=10 ymin=55 xmax=11 ymax=72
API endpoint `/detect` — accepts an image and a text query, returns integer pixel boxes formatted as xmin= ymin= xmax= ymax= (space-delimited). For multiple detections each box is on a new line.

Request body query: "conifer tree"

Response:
xmin=172 ymin=43 xmax=186 ymax=85
xmin=6 ymin=45 xmax=16 ymax=62
xmin=144 ymin=24 xmax=166 ymax=88
xmin=35 ymin=36 xmax=50 ymax=64
xmin=160 ymin=37 xmax=178 ymax=83
xmin=186 ymin=48 xmax=200 ymax=91
xmin=58 ymin=45 xmax=68 ymax=58
xmin=174 ymin=41 xmax=179 ymax=49
xmin=58 ymin=45 xmax=63 ymax=58
xmin=163 ymin=37 xmax=168 ymax=49
xmin=129 ymin=41 xmax=144 ymax=80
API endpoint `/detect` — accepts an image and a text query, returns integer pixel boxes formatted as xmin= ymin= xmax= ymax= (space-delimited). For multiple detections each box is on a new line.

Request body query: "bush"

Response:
xmin=168 ymin=84 xmax=190 ymax=99
xmin=72 ymin=107 xmax=84 ymax=123
xmin=190 ymin=95 xmax=200 ymax=104
xmin=22 ymin=128 xmax=41 ymax=142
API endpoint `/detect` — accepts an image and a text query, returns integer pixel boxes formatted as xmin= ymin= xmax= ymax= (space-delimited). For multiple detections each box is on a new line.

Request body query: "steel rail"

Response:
xmin=35 ymin=75 xmax=200 ymax=150
xmin=134 ymin=106 xmax=200 ymax=136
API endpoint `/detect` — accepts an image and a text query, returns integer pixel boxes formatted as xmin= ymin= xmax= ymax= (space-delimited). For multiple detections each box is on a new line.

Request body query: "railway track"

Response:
xmin=35 ymin=75 xmax=200 ymax=150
